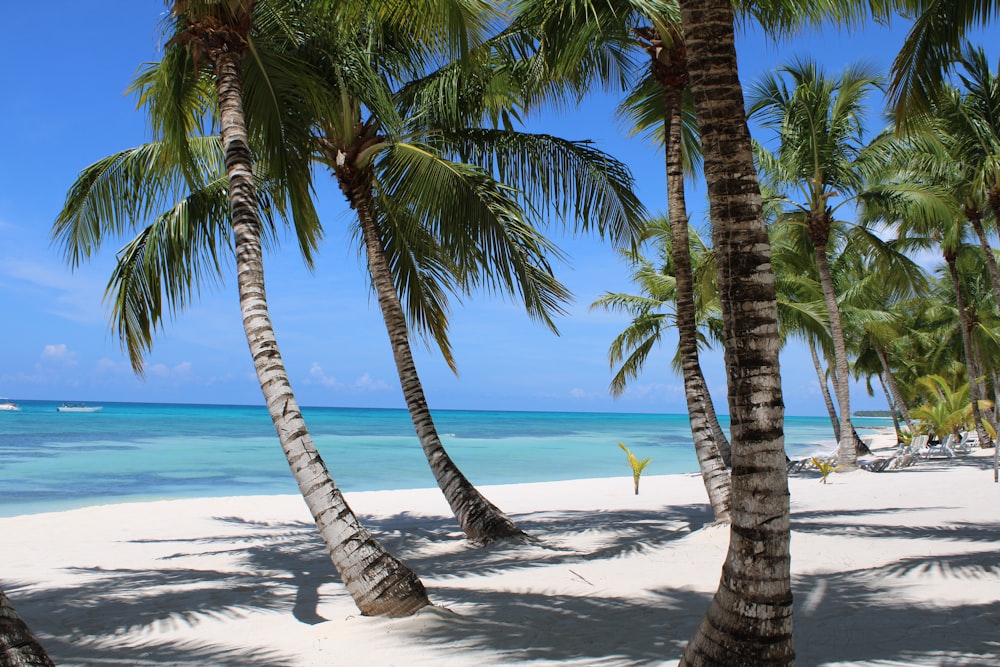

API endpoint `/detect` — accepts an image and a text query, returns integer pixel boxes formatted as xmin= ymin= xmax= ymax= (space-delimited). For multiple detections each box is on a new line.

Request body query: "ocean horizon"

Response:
xmin=0 ymin=400 xmax=891 ymax=517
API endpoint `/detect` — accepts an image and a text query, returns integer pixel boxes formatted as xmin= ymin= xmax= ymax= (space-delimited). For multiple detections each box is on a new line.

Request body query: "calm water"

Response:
xmin=0 ymin=400 xmax=890 ymax=516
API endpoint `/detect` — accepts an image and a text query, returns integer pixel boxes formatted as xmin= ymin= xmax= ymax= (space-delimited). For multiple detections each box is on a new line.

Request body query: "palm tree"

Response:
xmin=767 ymin=215 xmax=842 ymax=439
xmin=749 ymin=59 xmax=886 ymax=469
xmin=298 ymin=14 xmax=645 ymax=544
xmin=54 ymin=0 xmax=429 ymax=617
xmin=635 ymin=20 xmax=734 ymax=476
xmin=594 ymin=219 xmax=731 ymax=522
xmin=864 ymin=112 xmax=997 ymax=451
xmin=514 ymin=0 xmax=734 ymax=487
xmin=676 ymin=0 xmax=793 ymax=662
xmin=847 ymin=300 xmax=921 ymax=435
xmin=935 ymin=45 xmax=1000 ymax=312
xmin=911 ymin=373 xmax=994 ymax=441
xmin=0 ymin=588 xmax=54 ymax=667
xmin=885 ymin=0 xmax=1000 ymax=129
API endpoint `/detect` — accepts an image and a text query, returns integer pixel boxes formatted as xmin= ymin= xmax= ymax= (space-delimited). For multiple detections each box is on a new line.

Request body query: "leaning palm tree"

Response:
xmin=53 ymin=0 xmax=429 ymax=617
xmin=676 ymin=0 xmax=793 ymax=662
xmin=0 ymin=588 xmax=54 ymax=667
xmin=514 ymin=0 xmax=734 ymax=490
xmin=594 ymin=219 xmax=731 ymax=522
xmin=630 ymin=19 xmax=734 ymax=476
xmin=296 ymin=14 xmax=645 ymax=544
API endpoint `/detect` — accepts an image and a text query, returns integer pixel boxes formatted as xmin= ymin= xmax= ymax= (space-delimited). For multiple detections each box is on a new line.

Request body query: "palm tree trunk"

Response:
xmin=992 ymin=371 xmax=1000 ymax=424
xmin=944 ymin=250 xmax=993 ymax=450
xmin=0 ymin=589 xmax=54 ymax=667
xmin=813 ymin=242 xmax=859 ymax=468
xmin=660 ymin=69 xmax=730 ymax=521
xmin=352 ymin=188 xmax=524 ymax=544
xmin=877 ymin=374 xmax=903 ymax=440
xmin=213 ymin=50 xmax=429 ymax=617
xmin=809 ymin=337 xmax=841 ymax=442
xmin=677 ymin=0 xmax=794 ymax=663
xmin=703 ymin=394 xmax=731 ymax=461
xmin=874 ymin=342 xmax=915 ymax=432
xmin=969 ymin=207 xmax=1000 ymax=313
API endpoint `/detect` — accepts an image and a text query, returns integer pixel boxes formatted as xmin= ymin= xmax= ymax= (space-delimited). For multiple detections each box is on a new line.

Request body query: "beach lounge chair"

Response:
xmin=884 ymin=451 xmax=920 ymax=470
xmin=953 ymin=432 xmax=973 ymax=454
xmin=861 ymin=457 xmax=893 ymax=472
xmin=957 ymin=431 xmax=980 ymax=452
xmin=906 ymin=434 xmax=930 ymax=457
xmin=924 ymin=434 xmax=955 ymax=459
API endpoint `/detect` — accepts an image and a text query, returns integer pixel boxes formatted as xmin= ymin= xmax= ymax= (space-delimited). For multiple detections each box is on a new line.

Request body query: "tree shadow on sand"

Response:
xmin=792 ymin=553 xmax=1000 ymax=665
xmin=5 ymin=495 xmax=999 ymax=665
xmin=2 ymin=502 xmax=712 ymax=665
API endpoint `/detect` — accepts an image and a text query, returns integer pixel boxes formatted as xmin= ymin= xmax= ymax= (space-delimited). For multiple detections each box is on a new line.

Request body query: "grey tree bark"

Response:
xmin=645 ymin=27 xmax=731 ymax=521
xmin=213 ymin=46 xmax=429 ymax=617
xmin=0 ymin=589 xmax=55 ymax=667
xmin=677 ymin=0 xmax=794 ymax=663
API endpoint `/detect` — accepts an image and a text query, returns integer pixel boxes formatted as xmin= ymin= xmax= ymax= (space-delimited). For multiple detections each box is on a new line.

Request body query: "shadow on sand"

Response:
xmin=5 ymin=465 xmax=1000 ymax=666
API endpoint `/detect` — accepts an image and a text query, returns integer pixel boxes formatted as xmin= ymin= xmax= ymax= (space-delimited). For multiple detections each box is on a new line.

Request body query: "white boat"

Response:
xmin=0 ymin=399 xmax=20 ymax=412
xmin=57 ymin=403 xmax=103 ymax=413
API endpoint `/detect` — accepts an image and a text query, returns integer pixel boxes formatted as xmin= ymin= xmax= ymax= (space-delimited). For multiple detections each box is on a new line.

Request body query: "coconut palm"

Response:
xmin=53 ymin=0 xmax=429 ymax=617
xmin=0 ymin=588 xmax=54 ymax=667
xmin=933 ymin=44 xmax=1000 ymax=312
xmin=885 ymin=0 xmax=1000 ymax=129
xmin=594 ymin=219 xmax=731 ymax=521
xmin=834 ymin=220 xmax=930 ymax=437
xmin=676 ymin=0 xmax=792 ymax=662
xmin=630 ymin=20 xmax=735 ymax=478
xmin=514 ymin=0 xmax=735 ymax=496
xmin=749 ymin=59 xmax=889 ymax=469
xmin=296 ymin=13 xmax=645 ymax=544
xmin=911 ymin=373 xmax=994 ymax=440
xmin=862 ymin=127 xmax=996 ymax=452
xmin=847 ymin=299 xmax=921 ymax=435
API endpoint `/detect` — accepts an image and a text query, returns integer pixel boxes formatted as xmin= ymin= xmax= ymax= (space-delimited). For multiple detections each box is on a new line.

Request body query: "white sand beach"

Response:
xmin=2 ymin=432 xmax=998 ymax=666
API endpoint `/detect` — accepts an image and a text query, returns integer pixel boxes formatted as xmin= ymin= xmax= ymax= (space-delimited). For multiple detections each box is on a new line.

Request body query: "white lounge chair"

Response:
xmin=905 ymin=434 xmax=930 ymax=457
xmin=957 ymin=430 xmax=980 ymax=452
xmin=925 ymin=434 xmax=955 ymax=459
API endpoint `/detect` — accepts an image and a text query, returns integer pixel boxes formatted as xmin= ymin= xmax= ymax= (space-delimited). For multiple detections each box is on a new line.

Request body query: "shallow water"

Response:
xmin=0 ymin=400 xmax=889 ymax=516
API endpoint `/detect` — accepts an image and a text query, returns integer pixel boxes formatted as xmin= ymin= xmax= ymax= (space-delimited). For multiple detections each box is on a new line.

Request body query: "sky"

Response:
xmin=0 ymin=3 xmax=968 ymax=416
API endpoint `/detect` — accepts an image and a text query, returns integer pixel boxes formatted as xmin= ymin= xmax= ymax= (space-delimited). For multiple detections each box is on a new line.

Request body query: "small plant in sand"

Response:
xmin=619 ymin=443 xmax=651 ymax=495
xmin=811 ymin=456 xmax=837 ymax=484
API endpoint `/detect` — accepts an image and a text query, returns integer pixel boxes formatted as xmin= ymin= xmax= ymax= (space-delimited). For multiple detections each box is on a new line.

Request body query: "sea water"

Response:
xmin=0 ymin=401 xmax=890 ymax=517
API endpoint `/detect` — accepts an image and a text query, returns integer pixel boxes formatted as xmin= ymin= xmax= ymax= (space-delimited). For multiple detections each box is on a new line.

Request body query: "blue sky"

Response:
xmin=0 ymin=3 xmax=959 ymax=415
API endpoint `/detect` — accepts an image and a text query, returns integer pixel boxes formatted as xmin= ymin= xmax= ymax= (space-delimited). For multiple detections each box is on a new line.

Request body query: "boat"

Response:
xmin=0 ymin=399 xmax=20 ymax=412
xmin=57 ymin=403 xmax=103 ymax=413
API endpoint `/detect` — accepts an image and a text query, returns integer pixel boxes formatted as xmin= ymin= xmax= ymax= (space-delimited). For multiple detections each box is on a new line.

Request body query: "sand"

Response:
xmin=2 ymin=432 xmax=998 ymax=666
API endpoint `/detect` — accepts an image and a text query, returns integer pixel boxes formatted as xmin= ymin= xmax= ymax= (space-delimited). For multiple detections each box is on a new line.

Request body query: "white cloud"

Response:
xmin=96 ymin=357 xmax=131 ymax=373
xmin=307 ymin=362 xmax=340 ymax=388
xmin=41 ymin=343 xmax=77 ymax=366
xmin=618 ymin=382 xmax=685 ymax=401
xmin=569 ymin=387 xmax=600 ymax=399
xmin=352 ymin=372 xmax=389 ymax=392
xmin=306 ymin=363 xmax=390 ymax=392
xmin=147 ymin=361 xmax=195 ymax=381
xmin=2 ymin=258 xmax=107 ymax=324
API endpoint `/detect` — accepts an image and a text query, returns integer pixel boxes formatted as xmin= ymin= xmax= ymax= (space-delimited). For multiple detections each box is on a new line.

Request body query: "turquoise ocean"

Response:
xmin=0 ymin=401 xmax=891 ymax=517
